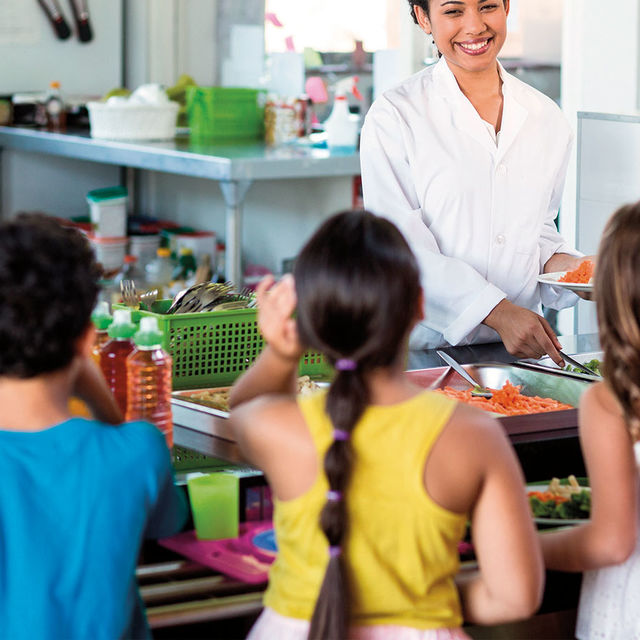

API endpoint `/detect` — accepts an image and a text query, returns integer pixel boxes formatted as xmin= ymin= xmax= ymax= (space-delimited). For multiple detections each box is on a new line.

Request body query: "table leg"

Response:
xmin=219 ymin=179 xmax=252 ymax=286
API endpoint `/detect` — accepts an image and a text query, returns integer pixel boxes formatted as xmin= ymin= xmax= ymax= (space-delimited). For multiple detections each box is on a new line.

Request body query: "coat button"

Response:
xmin=495 ymin=233 xmax=506 ymax=244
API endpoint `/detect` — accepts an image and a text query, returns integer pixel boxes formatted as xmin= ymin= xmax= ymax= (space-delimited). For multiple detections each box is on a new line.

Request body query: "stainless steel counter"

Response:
xmin=0 ymin=126 xmax=361 ymax=284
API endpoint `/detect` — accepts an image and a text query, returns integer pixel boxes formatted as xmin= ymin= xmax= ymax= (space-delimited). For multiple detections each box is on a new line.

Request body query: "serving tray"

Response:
xmin=405 ymin=363 xmax=594 ymax=443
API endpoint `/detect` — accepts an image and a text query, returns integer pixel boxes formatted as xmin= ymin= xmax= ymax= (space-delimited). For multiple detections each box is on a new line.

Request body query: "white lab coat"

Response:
xmin=360 ymin=57 xmax=579 ymax=350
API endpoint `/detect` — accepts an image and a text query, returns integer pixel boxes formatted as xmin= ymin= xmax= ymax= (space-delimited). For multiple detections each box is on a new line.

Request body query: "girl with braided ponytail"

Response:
xmin=540 ymin=202 xmax=640 ymax=640
xmin=230 ymin=210 xmax=543 ymax=640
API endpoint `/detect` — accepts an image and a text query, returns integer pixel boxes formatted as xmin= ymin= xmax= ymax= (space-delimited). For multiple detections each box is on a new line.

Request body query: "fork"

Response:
xmin=120 ymin=279 xmax=139 ymax=309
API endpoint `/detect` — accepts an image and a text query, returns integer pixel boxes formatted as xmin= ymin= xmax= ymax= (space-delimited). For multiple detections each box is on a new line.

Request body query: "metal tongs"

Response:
xmin=559 ymin=351 xmax=602 ymax=378
xmin=436 ymin=350 xmax=493 ymax=398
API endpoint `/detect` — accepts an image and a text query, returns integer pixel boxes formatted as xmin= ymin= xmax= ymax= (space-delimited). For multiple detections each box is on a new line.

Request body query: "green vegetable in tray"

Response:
xmin=564 ymin=358 xmax=602 ymax=376
xmin=529 ymin=489 xmax=591 ymax=520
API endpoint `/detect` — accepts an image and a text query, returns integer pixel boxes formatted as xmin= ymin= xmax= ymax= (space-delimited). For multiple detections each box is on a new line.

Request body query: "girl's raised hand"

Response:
xmin=256 ymin=274 xmax=303 ymax=362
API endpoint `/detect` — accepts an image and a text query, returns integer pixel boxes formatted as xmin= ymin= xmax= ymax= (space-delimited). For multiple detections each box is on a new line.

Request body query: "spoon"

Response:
xmin=436 ymin=350 xmax=493 ymax=398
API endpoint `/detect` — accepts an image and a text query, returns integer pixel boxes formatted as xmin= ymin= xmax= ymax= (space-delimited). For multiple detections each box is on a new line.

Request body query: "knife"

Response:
xmin=68 ymin=0 xmax=93 ymax=42
xmin=37 ymin=0 xmax=71 ymax=40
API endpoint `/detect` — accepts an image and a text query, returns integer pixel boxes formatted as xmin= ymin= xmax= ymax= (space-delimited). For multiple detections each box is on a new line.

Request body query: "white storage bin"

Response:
xmin=129 ymin=234 xmax=161 ymax=269
xmin=87 ymin=186 xmax=128 ymax=238
xmin=87 ymin=101 xmax=179 ymax=141
xmin=90 ymin=235 xmax=128 ymax=273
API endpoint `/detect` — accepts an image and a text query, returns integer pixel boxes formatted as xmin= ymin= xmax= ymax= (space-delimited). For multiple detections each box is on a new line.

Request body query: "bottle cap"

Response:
xmin=50 ymin=81 xmax=61 ymax=89
xmin=133 ymin=316 xmax=164 ymax=348
xmin=178 ymin=247 xmax=194 ymax=256
xmin=91 ymin=300 xmax=113 ymax=331
xmin=108 ymin=308 xmax=137 ymax=339
xmin=157 ymin=247 xmax=171 ymax=258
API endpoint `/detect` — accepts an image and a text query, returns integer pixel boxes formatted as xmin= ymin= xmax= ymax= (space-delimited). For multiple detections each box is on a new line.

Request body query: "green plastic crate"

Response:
xmin=186 ymin=87 xmax=266 ymax=141
xmin=114 ymin=300 xmax=331 ymax=389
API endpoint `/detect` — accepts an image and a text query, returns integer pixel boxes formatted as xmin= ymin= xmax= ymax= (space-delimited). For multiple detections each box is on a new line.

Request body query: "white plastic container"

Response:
xmin=174 ymin=231 xmax=217 ymax=268
xmin=324 ymin=95 xmax=359 ymax=150
xmin=90 ymin=235 xmax=128 ymax=273
xmin=87 ymin=186 xmax=128 ymax=238
xmin=128 ymin=234 xmax=161 ymax=270
xmin=87 ymin=101 xmax=179 ymax=141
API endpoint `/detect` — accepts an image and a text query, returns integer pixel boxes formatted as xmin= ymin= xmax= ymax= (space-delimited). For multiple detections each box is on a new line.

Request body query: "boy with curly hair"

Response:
xmin=0 ymin=213 xmax=187 ymax=639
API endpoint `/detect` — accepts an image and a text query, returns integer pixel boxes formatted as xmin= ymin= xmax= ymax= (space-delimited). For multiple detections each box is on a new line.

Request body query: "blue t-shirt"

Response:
xmin=0 ymin=418 xmax=188 ymax=640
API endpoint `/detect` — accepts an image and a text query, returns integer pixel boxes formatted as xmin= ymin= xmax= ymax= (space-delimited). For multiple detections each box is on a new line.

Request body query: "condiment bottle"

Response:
xmin=90 ymin=300 xmax=113 ymax=365
xmin=145 ymin=247 xmax=174 ymax=298
xmin=125 ymin=317 xmax=173 ymax=448
xmin=100 ymin=308 xmax=137 ymax=414
xmin=45 ymin=81 xmax=66 ymax=132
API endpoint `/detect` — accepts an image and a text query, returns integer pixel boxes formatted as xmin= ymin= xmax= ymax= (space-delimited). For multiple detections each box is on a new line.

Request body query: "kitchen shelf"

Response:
xmin=0 ymin=126 xmax=361 ymax=284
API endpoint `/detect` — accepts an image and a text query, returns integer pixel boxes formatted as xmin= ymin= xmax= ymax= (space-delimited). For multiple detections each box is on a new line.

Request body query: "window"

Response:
xmin=265 ymin=0 xmax=399 ymax=53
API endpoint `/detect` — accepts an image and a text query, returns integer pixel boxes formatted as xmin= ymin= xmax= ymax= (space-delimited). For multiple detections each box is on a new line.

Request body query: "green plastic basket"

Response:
xmin=113 ymin=300 xmax=331 ymax=389
xmin=186 ymin=87 xmax=266 ymax=141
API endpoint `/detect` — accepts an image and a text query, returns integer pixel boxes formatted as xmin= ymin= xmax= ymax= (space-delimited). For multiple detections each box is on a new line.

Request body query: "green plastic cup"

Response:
xmin=187 ymin=472 xmax=239 ymax=540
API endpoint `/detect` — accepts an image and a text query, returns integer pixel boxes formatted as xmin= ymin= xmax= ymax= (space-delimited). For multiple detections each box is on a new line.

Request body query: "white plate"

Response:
xmin=526 ymin=483 xmax=591 ymax=526
xmin=537 ymin=271 xmax=593 ymax=293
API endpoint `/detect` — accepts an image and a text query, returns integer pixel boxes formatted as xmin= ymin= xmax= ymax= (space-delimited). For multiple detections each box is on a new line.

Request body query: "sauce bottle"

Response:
xmin=100 ymin=308 xmax=136 ymax=414
xmin=125 ymin=317 xmax=173 ymax=448
xmin=90 ymin=301 xmax=113 ymax=365
xmin=45 ymin=81 xmax=66 ymax=132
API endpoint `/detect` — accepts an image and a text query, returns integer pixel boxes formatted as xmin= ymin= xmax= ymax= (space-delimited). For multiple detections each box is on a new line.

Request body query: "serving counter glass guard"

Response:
xmin=0 ymin=126 xmax=361 ymax=285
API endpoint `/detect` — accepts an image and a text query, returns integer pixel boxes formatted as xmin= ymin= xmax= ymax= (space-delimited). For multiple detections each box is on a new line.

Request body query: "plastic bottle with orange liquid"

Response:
xmin=125 ymin=317 xmax=173 ymax=448
xmin=100 ymin=308 xmax=136 ymax=415
xmin=91 ymin=301 xmax=113 ymax=365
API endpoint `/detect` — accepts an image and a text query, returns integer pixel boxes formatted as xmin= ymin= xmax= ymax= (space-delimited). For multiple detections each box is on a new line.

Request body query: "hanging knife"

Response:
xmin=36 ymin=0 xmax=72 ymax=40
xmin=68 ymin=0 xmax=93 ymax=43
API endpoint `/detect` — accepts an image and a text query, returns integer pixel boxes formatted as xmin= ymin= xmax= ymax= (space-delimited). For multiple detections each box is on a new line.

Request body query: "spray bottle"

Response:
xmin=323 ymin=76 xmax=363 ymax=151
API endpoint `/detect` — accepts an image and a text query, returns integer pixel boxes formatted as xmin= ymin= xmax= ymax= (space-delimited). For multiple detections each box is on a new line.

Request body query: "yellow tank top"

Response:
xmin=264 ymin=389 xmax=467 ymax=630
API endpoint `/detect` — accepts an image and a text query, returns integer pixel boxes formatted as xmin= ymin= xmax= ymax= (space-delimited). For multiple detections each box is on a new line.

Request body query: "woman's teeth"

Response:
xmin=459 ymin=40 xmax=489 ymax=51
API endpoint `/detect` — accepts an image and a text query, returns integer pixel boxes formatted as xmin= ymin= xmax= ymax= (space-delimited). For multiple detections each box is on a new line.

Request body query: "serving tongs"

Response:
xmin=559 ymin=351 xmax=602 ymax=378
xmin=436 ymin=350 xmax=493 ymax=398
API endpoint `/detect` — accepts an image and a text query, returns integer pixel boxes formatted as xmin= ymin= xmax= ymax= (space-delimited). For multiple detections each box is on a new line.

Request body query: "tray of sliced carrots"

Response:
xmin=405 ymin=363 xmax=594 ymax=441
xmin=434 ymin=380 xmax=573 ymax=416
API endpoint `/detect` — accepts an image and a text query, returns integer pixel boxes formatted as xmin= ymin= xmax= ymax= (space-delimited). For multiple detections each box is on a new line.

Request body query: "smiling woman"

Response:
xmin=360 ymin=0 xmax=584 ymax=364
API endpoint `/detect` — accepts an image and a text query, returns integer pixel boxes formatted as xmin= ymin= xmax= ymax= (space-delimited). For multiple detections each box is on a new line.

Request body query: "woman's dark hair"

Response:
xmin=595 ymin=202 xmax=640 ymax=442
xmin=408 ymin=0 xmax=507 ymax=24
xmin=408 ymin=0 xmax=429 ymax=24
xmin=293 ymin=210 xmax=421 ymax=639
xmin=0 ymin=212 xmax=100 ymax=378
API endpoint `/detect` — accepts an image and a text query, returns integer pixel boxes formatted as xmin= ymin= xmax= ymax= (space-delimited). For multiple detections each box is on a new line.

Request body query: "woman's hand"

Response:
xmin=256 ymin=274 xmax=304 ymax=363
xmin=544 ymin=253 xmax=595 ymax=301
xmin=483 ymin=299 xmax=564 ymax=366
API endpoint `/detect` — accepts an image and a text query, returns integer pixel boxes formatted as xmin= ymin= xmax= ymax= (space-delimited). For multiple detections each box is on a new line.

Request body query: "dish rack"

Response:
xmin=113 ymin=300 xmax=331 ymax=389
xmin=87 ymin=101 xmax=179 ymax=141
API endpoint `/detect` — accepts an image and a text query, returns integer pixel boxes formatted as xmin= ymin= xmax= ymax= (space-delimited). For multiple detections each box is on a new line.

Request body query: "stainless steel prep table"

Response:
xmin=0 ymin=126 xmax=361 ymax=285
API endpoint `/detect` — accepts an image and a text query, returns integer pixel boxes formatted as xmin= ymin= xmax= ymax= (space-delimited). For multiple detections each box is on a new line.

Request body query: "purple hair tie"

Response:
xmin=335 ymin=358 xmax=357 ymax=371
xmin=333 ymin=429 xmax=350 ymax=442
xmin=329 ymin=545 xmax=342 ymax=558
xmin=326 ymin=490 xmax=343 ymax=502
